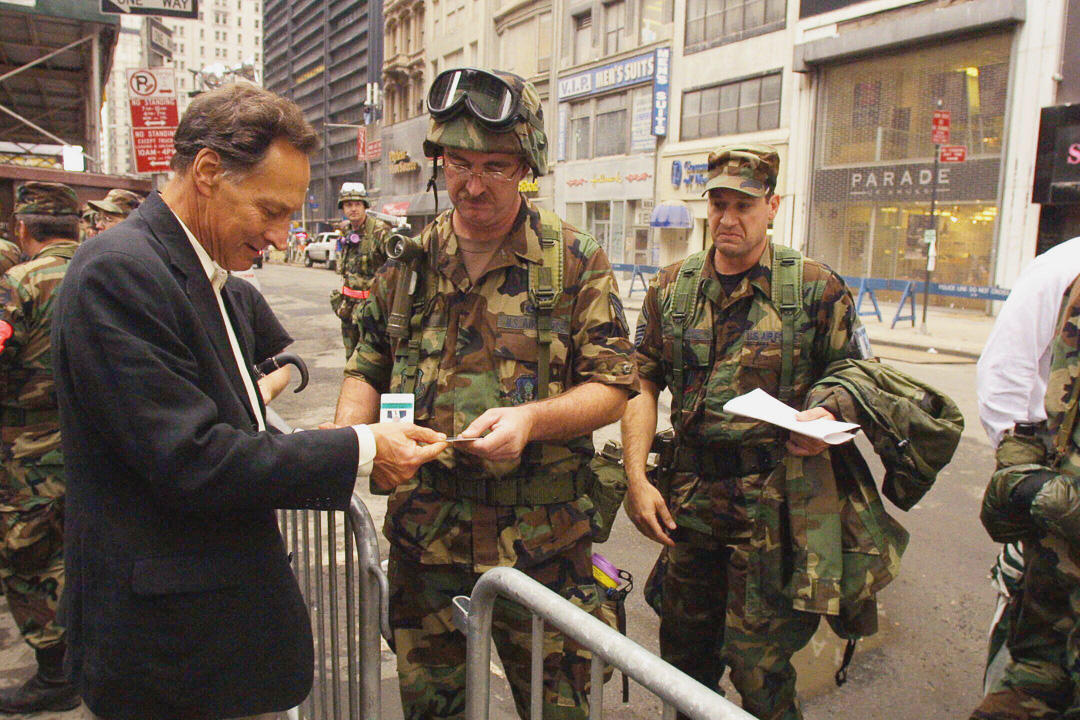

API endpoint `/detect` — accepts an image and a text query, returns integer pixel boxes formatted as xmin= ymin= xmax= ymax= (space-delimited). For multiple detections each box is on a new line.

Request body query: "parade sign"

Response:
xmin=102 ymin=0 xmax=198 ymax=18
xmin=127 ymin=68 xmax=178 ymax=173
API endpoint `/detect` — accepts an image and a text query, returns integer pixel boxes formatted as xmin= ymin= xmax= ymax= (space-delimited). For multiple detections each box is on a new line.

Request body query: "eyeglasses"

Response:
xmin=443 ymin=160 xmax=522 ymax=186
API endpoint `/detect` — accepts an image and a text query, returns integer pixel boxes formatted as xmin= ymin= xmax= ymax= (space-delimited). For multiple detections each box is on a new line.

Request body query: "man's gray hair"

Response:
xmin=171 ymin=82 xmax=320 ymax=176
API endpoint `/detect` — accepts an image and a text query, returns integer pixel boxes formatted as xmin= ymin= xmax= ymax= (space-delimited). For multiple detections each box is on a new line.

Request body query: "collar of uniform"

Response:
xmin=172 ymin=209 xmax=229 ymax=292
xmin=31 ymin=240 xmax=79 ymax=262
xmin=701 ymin=241 xmax=773 ymax=306
xmin=436 ymin=198 xmax=538 ymax=289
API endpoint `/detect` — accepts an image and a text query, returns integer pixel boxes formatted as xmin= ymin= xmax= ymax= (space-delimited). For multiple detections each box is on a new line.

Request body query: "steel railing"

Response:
xmin=453 ymin=567 xmax=758 ymax=720
xmin=267 ymin=408 xmax=390 ymax=720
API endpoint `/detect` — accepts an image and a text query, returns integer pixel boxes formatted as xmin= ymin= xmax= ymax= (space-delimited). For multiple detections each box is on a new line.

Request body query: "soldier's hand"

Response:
xmin=457 ymin=407 xmax=534 ymax=461
xmin=369 ymin=423 xmax=448 ymax=491
xmin=624 ymin=481 xmax=676 ymax=547
xmin=786 ymin=407 xmax=834 ymax=457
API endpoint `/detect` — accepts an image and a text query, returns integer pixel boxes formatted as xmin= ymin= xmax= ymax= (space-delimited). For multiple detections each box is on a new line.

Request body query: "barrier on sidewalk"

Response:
xmin=453 ymin=567 xmax=758 ymax=720
xmin=267 ymin=409 xmax=390 ymax=720
xmin=611 ymin=263 xmax=659 ymax=296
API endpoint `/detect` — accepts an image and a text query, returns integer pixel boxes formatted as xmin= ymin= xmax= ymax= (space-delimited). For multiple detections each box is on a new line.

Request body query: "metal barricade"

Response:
xmin=454 ymin=567 xmax=757 ymax=720
xmin=267 ymin=408 xmax=390 ymax=720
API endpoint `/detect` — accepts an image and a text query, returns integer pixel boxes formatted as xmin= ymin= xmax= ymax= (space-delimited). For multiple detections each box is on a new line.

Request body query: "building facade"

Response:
xmin=551 ymin=0 xmax=675 ymax=268
xmin=264 ymin=0 xmax=382 ymax=227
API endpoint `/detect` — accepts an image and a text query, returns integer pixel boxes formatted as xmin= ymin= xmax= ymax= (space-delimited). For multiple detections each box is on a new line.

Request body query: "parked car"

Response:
xmin=304 ymin=231 xmax=341 ymax=270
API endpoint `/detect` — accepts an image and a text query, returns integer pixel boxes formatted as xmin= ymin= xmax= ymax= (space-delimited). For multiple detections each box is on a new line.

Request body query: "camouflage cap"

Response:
xmin=13 ymin=181 xmax=79 ymax=217
xmin=702 ymin=144 xmax=780 ymax=198
xmin=86 ymin=188 xmax=142 ymax=217
xmin=423 ymin=70 xmax=549 ymax=176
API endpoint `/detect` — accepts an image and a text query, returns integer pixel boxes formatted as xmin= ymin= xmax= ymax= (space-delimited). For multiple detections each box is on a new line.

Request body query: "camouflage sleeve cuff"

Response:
xmin=576 ymin=354 xmax=640 ymax=396
xmin=343 ymin=355 xmax=391 ymax=391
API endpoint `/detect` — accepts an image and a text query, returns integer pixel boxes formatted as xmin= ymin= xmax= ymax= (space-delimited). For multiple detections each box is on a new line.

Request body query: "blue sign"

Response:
xmin=670 ymin=158 xmax=682 ymax=187
xmin=652 ymin=47 xmax=671 ymax=137
xmin=558 ymin=51 xmax=657 ymax=101
xmin=673 ymin=160 xmax=709 ymax=189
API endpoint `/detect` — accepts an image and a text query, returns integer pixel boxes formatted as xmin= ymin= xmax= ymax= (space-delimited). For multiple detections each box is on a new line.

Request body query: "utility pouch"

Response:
xmin=329 ymin=289 xmax=357 ymax=322
xmin=996 ymin=424 xmax=1049 ymax=471
xmin=647 ymin=428 xmax=677 ymax=499
xmin=589 ymin=440 xmax=628 ymax=543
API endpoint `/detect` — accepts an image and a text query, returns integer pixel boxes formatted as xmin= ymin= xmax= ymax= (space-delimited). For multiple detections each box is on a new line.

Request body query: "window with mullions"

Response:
xmin=686 ymin=0 xmax=786 ymax=52
xmin=681 ymin=73 xmax=781 ymax=141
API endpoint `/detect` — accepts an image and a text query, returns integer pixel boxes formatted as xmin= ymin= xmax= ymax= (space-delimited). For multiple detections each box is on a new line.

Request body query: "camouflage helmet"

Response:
xmin=13 ymin=181 xmax=79 ymax=217
xmin=702 ymin=144 xmax=780 ymax=198
xmin=87 ymin=188 xmax=142 ymax=217
xmin=423 ymin=69 xmax=548 ymax=177
xmin=338 ymin=182 xmax=369 ymax=208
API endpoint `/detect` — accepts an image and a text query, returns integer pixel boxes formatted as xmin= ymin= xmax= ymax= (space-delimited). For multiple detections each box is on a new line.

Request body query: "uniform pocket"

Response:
xmin=492 ymin=327 xmax=570 ymax=403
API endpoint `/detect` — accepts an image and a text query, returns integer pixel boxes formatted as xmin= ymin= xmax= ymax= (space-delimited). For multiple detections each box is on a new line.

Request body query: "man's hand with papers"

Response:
xmin=722 ymin=388 xmax=860 ymax=457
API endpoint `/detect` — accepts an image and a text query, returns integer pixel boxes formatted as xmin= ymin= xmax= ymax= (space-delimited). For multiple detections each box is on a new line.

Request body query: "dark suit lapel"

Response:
xmin=138 ymin=193 xmax=259 ymax=428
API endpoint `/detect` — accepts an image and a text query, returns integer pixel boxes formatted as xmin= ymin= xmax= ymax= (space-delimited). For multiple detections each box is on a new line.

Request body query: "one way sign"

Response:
xmin=101 ymin=0 xmax=198 ymax=19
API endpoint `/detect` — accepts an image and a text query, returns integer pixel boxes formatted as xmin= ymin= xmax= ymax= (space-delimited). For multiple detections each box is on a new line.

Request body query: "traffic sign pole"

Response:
xmin=921 ymin=145 xmax=939 ymax=334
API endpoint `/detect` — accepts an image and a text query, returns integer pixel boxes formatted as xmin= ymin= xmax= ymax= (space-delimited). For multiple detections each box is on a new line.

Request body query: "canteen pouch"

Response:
xmin=589 ymin=440 xmax=628 ymax=543
xmin=329 ymin=288 xmax=357 ymax=322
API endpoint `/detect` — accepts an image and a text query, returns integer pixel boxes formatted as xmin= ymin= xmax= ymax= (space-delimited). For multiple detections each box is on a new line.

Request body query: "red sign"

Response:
xmin=356 ymin=127 xmax=366 ymax=162
xmin=932 ymin=110 xmax=951 ymax=145
xmin=939 ymin=145 xmax=967 ymax=163
xmin=365 ymin=139 xmax=382 ymax=161
xmin=127 ymin=68 xmax=178 ymax=174
xmin=382 ymin=201 xmax=410 ymax=216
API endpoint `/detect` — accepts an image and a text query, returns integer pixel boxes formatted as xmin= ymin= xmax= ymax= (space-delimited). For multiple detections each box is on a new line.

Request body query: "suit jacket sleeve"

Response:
xmin=58 ymin=249 xmax=358 ymax=512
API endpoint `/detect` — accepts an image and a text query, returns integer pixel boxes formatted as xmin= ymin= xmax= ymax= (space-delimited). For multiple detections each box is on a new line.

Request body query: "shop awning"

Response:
xmin=650 ymin=200 xmax=694 ymax=229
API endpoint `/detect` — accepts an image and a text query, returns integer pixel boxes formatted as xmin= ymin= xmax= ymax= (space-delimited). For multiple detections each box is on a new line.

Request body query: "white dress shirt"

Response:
xmin=172 ymin=211 xmax=375 ymax=475
xmin=977 ymin=236 xmax=1080 ymax=448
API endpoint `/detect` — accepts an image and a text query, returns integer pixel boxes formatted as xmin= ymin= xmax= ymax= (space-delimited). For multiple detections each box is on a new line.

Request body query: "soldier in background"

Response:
xmin=0 ymin=238 xmax=22 ymax=276
xmin=0 ymin=182 xmax=81 ymax=712
xmin=330 ymin=182 xmax=390 ymax=359
xmin=331 ymin=68 xmax=638 ymax=719
xmin=87 ymin=188 xmax=141 ymax=234
xmin=621 ymin=145 xmax=870 ymax=720
xmin=78 ymin=207 xmax=98 ymax=244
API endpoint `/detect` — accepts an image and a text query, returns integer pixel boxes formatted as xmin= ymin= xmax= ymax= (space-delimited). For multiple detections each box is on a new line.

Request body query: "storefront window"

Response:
xmin=595 ymin=94 xmax=628 ymax=157
xmin=809 ymin=33 xmax=1010 ymax=294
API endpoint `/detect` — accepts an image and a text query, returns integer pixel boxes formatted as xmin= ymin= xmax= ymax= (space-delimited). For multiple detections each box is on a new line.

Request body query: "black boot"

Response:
xmin=0 ymin=643 xmax=81 ymax=713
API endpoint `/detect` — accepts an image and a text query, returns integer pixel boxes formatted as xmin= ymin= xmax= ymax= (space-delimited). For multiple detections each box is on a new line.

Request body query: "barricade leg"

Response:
xmin=891 ymin=281 xmax=917 ymax=329
xmin=854 ymin=279 xmax=882 ymax=323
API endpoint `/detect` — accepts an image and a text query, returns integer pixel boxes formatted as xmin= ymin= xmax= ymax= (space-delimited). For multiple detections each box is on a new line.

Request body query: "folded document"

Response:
xmin=723 ymin=389 xmax=859 ymax=445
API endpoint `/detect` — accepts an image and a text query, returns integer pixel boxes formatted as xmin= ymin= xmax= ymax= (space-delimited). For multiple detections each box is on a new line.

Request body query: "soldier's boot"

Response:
xmin=0 ymin=643 xmax=81 ymax=713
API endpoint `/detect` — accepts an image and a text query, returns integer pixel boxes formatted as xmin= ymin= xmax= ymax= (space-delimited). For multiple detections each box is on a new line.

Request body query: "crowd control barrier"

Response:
xmin=267 ymin=408 xmax=390 ymax=720
xmin=453 ymin=567 xmax=758 ymax=720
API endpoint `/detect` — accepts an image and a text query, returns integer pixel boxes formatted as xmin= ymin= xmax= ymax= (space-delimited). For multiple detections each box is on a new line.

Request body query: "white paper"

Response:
xmin=722 ymin=389 xmax=860 ymax=445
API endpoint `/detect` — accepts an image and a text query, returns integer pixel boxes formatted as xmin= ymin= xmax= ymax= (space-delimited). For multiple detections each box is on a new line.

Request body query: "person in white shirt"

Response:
xmin=52 ymin=82 xmax=448 ymax=720
xmin=975 ymin=235 xmax=1080 ymax=693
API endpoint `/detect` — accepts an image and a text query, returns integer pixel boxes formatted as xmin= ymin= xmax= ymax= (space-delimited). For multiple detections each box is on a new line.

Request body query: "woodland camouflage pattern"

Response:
xmin=974 ymin=275 xmax=1080 ymax=720
xmin=331 ymin=214 xmax=391 ymax=358
xmin=702 ymin=144 xmax=780 ymax=197
xmin=347 ymin=198 xmax=635 ymax=719
xmin=0 ymin=241 xmax=78 ymax=650
xmin=634 ymin=242 xmax=862 ymax=720
xmin=13 ymin=182 xmax=78 ymax=217
xmin=0 ymin=240 xmax=22 ymax=276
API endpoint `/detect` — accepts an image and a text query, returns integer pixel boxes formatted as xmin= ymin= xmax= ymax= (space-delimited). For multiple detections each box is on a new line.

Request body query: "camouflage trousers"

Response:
xmin=649 ymin=529 xmax=819 ymax=720
xmin=342 ymin=320 xmax=360 ymax=361
xmin=388 ymin=537 xmax=612 ymax=720
xmin=972 ymin=534 xmax=1080 ymax=719
xmin=0 ymin=496 xmax=65 ymax=650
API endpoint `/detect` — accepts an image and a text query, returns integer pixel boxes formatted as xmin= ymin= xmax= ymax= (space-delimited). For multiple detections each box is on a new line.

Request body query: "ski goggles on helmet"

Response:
xmin=427 ymin=68 xmax=543 ymax=133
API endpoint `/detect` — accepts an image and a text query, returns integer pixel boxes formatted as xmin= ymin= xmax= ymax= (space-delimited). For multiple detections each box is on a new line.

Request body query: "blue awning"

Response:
xmin=649 ymin=200 xmax=694 ymax=228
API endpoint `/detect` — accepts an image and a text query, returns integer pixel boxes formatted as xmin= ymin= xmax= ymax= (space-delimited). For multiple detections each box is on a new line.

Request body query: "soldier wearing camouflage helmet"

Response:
xmin=87 ymin=188 xmax=141 ymax=233
xmin=332 ymin=68 xmax=638 ymax=720
xmin=0 ymin=182 xmax=81 ymax=712
xmin=621 ymin=144 xmax=874 ymax=720
xmin=330 ymin=182 xmax=391 ymax=359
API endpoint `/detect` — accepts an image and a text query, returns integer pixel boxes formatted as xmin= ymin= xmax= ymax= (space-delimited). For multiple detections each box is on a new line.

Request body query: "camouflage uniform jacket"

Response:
xmin=635 ymin=243 xmax=885 ymax=616
xmin=346 ymin=199 xmax=639 ymax=572
xmin=0 ymin=241 xmax=77 ymax=511
xmin=337 ymin=215 xmax=391 ymax=294
xmin=0 ymin=239 xmax=22 ymax=276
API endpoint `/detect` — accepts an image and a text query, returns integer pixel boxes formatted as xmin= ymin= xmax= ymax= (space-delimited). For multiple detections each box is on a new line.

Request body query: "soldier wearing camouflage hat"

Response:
xmin=79 ymin=206 xmax=99 ymax=243
xmin=621 ymin=144 xmax=875 ymax=720
xmin=87 ymin=188 xmax=141 ymax=233
xmin=332 ymin=68 xmax=638 ymax=720
xmin=0 ymin=182 xmax=81 ymax=711
xmin=331 ymin=182 xmax=391 ymax=359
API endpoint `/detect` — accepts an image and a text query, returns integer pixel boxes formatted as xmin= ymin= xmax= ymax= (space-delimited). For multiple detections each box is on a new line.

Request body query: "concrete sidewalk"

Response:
xmin=0 ymin=598 xmax=85 ymax=720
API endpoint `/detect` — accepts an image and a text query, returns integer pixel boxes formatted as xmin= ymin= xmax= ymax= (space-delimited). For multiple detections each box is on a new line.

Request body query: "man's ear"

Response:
xmin=190 ymin=148 xmax=224 ymax=197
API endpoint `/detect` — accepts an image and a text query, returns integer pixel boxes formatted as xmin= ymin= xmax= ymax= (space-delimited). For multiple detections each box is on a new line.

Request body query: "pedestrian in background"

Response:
xmin=86 ymin=188 xmax=141 ymax=234
xmin=0 ymin=182 xmax=82 ymax=712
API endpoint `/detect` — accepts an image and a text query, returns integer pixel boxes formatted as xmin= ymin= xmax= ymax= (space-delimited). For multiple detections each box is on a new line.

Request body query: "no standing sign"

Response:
xmin=127 ymin=68 xmax=179 ymax=174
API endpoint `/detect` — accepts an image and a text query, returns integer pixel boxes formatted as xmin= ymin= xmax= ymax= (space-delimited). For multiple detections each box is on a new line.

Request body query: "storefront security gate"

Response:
xmin=268 ymin=409 xmax=389 ymax=720
xmin=452 ymin=567 xmax=759 ymax=720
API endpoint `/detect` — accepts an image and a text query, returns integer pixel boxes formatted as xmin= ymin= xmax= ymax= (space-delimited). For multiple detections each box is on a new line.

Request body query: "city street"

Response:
xmin=258 ymin=260 xmax=999 ymax=719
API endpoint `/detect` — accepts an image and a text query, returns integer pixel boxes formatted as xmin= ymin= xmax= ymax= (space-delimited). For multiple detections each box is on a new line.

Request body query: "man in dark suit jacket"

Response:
xmin=51 ymin=83 xmax=446 ymax=720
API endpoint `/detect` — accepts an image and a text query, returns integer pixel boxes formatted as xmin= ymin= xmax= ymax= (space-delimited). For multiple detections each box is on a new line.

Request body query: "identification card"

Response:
xmin=380 ymin=393 xmax=414 ymax=423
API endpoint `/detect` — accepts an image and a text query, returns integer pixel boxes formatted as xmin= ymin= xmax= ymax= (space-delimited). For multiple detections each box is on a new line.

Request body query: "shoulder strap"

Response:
xmin=397 ymin=231 xmax=439 ymax=396
xmin=670 ymin=251 xmax=708 ymax=429
xmin=531 ymin=209 xmax=565 ymax=400
xmin=771 ymin=244 xmax=804 ymax=404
